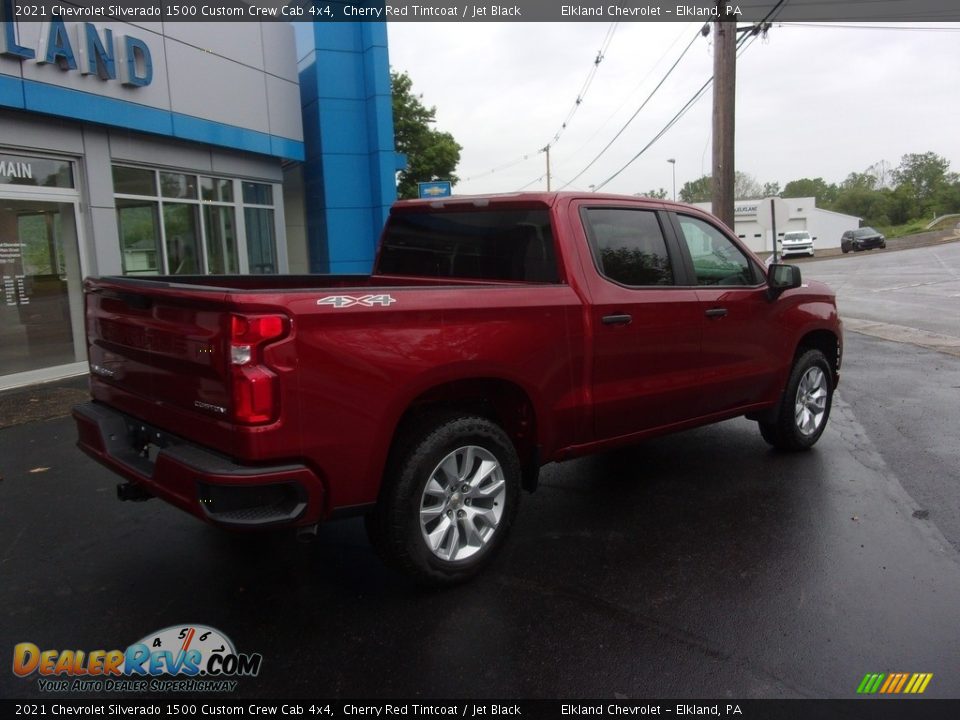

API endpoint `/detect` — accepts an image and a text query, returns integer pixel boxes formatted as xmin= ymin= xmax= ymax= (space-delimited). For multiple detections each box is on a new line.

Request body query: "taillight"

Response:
xmin=229 ymin=313 xmax=287 ymax=424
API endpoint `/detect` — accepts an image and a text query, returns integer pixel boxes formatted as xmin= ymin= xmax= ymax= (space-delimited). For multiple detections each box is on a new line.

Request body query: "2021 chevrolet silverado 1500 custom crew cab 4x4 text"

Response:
xmin=74 ymin=193 xmax=842 ymax=584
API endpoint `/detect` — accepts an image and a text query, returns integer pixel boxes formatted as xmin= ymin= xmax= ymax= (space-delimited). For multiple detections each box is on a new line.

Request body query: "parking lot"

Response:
xmin=2 ymin=242 xmax=959 ymax=700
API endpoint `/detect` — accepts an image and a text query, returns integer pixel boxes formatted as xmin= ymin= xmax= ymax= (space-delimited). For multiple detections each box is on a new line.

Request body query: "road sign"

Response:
xmin=418 ymin=181 xmax=452 ymax=199
xmin=755 ymin=196 xmax=790 ymax=231
xmin=755 ymin=196 xmax=792 ymax=261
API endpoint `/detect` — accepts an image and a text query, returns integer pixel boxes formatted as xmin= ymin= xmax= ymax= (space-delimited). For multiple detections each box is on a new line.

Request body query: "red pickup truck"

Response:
xmin=74 ymin=193 xmax=842 ymax=584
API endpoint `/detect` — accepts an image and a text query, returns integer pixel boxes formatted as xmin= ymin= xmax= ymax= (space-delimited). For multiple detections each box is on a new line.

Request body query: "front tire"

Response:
xmin=759 ymin=349 xmax=834 ymax=451
xmin=366 ymin=415 xmax=521 ymax=585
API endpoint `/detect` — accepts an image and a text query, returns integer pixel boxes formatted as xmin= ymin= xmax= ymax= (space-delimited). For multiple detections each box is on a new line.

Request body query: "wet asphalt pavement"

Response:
xmin=2 ymin=246 xmax=960 ymax=700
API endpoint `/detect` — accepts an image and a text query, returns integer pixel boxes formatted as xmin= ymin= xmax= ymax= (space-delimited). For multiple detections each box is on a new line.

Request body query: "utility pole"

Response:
xmin=711 ymin=6 xmax=736 ymax=230
xmin=544 ymin=145 xmax=552 ymax=191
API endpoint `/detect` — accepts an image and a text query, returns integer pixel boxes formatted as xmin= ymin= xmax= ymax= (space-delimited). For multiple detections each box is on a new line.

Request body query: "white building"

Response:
xmin=692 ymin=198 xmax=861 ymax=254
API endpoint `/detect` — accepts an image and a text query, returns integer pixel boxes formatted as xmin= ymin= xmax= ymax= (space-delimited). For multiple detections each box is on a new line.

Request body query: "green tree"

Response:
xmin=734 ymin=172 xmax=762 ymax=199
xmin=641 ymin=188 xmax=669 ymax=199
xmin=840 ymin=171 xmax=877 ymax=192
xmin=782 ymin=177 xmax=838 ymax=206
xmin=679 ymin=175 xmax=712 ymax=203
xmin=677 ymin=172 xmax=768 ymax=203
xmin=392 ymin=70 xmax=462 ymax=200
xmin=762 ymin=181 xmax=781 ymax=197
xmin=882 ymin=185 xmax=916 ymax=226
xmin=832 ymin=187 xmax=890 ymax=226
xmin=932 ymin=175 xmax=960 ymax=216
xmin=893 ymin=152 xmax=951 ymax=211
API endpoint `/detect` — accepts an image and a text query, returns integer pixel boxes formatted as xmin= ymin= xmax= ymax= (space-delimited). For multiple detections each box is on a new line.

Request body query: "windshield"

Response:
xmin=783 ymin=232 xmax=810 ymax=241
xmin=854 ymin=228 xmax=878 ymax=237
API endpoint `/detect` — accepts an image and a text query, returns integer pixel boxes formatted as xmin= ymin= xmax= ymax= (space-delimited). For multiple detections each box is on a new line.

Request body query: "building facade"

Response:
xmin=692 ymin=198 xmax=861 ymax=255
xmin=1 ymin=11 xmax=397 ymax=390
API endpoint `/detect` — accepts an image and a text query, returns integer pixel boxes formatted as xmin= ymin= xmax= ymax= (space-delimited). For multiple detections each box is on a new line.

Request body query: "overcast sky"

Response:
xmin=386 ymin=21 xmax=960 ymax=198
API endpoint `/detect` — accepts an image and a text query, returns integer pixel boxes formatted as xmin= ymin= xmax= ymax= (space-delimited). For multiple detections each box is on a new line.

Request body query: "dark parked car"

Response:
xmin=841 ymin=227 xmax=886 ymax=253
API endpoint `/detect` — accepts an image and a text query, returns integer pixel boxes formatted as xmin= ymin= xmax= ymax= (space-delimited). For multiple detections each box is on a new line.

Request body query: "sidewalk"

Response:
xmin=0 ymin=375 xmax=89 ymax=429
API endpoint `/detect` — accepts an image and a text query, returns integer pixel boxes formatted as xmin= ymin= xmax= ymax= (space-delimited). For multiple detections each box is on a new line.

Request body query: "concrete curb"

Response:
xmin=843 ymin=317 xmax=960 ymax=358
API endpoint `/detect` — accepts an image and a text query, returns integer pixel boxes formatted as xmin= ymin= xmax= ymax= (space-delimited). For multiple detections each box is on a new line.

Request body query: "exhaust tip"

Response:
xmin=296 ymin=524 xmax=320 ymax=543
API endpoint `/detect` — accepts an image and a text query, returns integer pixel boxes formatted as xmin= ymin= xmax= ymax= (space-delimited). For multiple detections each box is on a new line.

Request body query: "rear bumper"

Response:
xmin=73 ymin=402 xmax=325 ymax=529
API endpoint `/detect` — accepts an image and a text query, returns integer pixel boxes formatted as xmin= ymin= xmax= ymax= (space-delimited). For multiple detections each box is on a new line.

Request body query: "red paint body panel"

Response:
xmin=75 ymin=193 xmax=842 ymax=529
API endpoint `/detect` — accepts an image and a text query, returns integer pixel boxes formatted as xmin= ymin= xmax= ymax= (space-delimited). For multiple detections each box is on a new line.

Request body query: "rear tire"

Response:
xmin=366 ymin=415 xmax=521 ymax=586
xmin=759 ymin=349 xmax=834 ymax=451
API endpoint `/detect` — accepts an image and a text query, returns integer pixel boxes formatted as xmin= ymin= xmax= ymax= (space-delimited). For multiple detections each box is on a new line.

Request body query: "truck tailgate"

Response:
xmin=84 ymin=278 xmax=268 ymax=459
xmin=89 ymin=281 xmax=227 ymax=398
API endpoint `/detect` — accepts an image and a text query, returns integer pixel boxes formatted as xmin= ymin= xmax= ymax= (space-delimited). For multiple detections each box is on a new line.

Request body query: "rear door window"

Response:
xmin=378 ymin=210 xmax=559 ymax=282
xmin=581 ymin=208 xmax=675 ymax=287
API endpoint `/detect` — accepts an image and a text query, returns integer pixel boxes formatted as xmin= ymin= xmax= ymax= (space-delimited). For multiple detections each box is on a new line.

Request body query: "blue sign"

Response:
xmin=418 ymin=181 xmax=452 ymax=199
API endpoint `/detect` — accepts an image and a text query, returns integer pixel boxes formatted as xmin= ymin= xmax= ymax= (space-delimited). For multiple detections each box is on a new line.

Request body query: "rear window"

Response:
xmin=378 ymin=210 xmax=559 ymax=283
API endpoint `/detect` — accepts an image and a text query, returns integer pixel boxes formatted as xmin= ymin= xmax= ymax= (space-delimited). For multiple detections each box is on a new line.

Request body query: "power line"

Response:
xmin=784 ymin=22 xmax=960 ymax=31
xmin=592 ymin=4 xmax=785 ymax=192
xmin=546 ymin=22 xmax=620 ymax=148
xmin=461 ymin=153 xmax=538 ymax=184
xmin=565 ymin=23 xmax=693 ymax=161
xmin=593 ymin=78 xmax=713 ymax=192
xmin=557 ymin=29 xmax=703 ymax=191
xmin=516 ymin=174 xmax=545 ymax=191
xmin=461 ymin=22 xmax=618 ymax=186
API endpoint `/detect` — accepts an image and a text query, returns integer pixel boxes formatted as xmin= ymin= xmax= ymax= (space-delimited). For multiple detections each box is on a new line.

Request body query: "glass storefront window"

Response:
xmin=244 ymin=207 xmax=277 ymax=274
xmin=160 ymin=172 xmax=198 ymax=200
xmin=112 ymin=166 xmax=156 ymax=196
xmin=164 ymin=203 xmax=202 ymax=274
xmin=201 ymin=177 xmax=233 ymax=203
xmin=1 ymin=154 xmax=74 ymax=189
xmin=1 ymin=199 xmax=84 ymax=376
xmin=113 ymin=166 xmax=279 ymax=276
xmin=117 ymin=199 xmax=161 ymax=275
xmin=242 ymin=182 xmax=273 ymax=206
xmin=204 ymin=205 xmax=238 ymax=274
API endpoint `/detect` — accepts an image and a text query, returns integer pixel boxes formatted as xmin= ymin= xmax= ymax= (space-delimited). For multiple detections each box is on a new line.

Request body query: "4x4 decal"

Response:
xmin=316 ymin=294 xmax=397 ymax=308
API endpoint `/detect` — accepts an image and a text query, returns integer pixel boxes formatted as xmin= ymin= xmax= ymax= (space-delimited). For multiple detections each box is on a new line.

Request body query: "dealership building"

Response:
xmin=692 ymin=198 xmax=861 ymax=255
xmin=1 ymin=12 xmax=398 ymax=389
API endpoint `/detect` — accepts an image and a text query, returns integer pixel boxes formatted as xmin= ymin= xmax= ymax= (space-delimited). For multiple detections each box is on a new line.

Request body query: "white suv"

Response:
xmin=780 ymin=231 xmax=815 ymax=257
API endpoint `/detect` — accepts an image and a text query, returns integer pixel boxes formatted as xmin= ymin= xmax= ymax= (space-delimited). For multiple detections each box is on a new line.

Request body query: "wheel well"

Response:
xmin=391 ymin=379 xmax=540 ymax=491
xmin=796 ymin=329 xmax=841 ymax=377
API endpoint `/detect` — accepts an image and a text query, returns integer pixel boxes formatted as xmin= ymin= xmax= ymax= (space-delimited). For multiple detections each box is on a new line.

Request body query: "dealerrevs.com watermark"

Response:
xmin=12 ymin=624 xmax=261 ymax=694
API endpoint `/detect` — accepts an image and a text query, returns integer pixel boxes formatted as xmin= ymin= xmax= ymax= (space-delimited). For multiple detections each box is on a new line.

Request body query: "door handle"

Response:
xmin=705 ymin=308 xmax=728 ymax=318
xmin=602 ymin=314 xmax=632 ymax=326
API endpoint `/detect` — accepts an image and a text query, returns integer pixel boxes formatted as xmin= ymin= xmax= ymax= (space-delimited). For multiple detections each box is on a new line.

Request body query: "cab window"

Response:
xmin=675 ymin=215 xmax=761 ymax=286
xmin=582 ymin=208 xmax=674 ymax=287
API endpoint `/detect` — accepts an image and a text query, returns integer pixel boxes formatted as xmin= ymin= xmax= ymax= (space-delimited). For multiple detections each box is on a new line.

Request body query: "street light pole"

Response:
xmin=667 ymin=158 xmax=676 ymax=201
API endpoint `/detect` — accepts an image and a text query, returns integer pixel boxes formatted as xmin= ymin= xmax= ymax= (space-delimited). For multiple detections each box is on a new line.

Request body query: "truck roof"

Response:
xmin=392 ymin=191 xmax=696 ymax=212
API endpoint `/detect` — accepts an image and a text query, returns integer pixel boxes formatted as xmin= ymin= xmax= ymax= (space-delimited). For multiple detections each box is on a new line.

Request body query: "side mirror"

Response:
xmin=767 ymin=263 xmax=801 ymax=300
